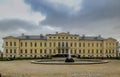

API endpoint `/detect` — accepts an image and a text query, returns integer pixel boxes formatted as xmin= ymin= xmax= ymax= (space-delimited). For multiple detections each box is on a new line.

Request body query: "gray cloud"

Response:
xmin=24 ymin=0 xmax=120 ymax=40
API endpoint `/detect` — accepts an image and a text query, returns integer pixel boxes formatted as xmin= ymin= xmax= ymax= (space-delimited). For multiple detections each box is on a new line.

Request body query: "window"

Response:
xmin=66 ymin=42 xmax=68 ymax=47
xmin=30 ymin=49 xmax=32 ymax=53
xmin=44 ymin=42 xmax=46 ymax=47
xmin=106 ymin=50 xmax=108 ymax=53
xmin=109 ymin=50 xmax=111 ymax=54
xmin=75 ymin=37 xmax=77 ymax=39
xmin=92 ymin=43 xmax=94 ymax=47
xmin=62 ymin=49 xmax=64 ymax=53
xmin=88 ymin=50 xmax=90 ymax=53
xmin=66 ymin=37 xmax=68 ymax=39
xmin=96 ymin=49 xmax=98 ymax=54
xmin=30 ymin=42 xmax=32 ymax=47
xmin=20 ymin=49 xmax=23 ymax=53
xmin=6 ymin=49 xmax=8 ymax=53
xmin=54 ymin=42 xmax=55 ymax=47
xmin=44 ymin=49 xmax=47 ymax=54
xmin=14 ymin=49 xmax=16 ymax=53
xmin=83 ymin=49 xmax=85 ymax=54
xmin=71 ymin=43 xmax=72 ymax=47
xmin=58 ymin=42 xmax=60 ymax=47
xmin=58 ymin=37 xmax=60 ymax=39
xmin=71 ymin=37 xmax=72 ymax=39
xmin=54 ymin=49 xmax=56 ymax=54
xmin=50 ymin=49 xmax=52 ymax=54
xmin=40 ymin=49 xmax=42 ymax=53
xmin=58 ymin=49 xmax=60 ymax=53
xmin=25 ymin=49 xmax=27 ymax=53
xmin=79 ymin=50 xmax=81 ymax=54
xmin=21 ymin=42 xmax=23 ymax=47
xmin=62 ymin=42 xmax=64 ymax=47
xmin=10 ymin=49 xmax=12 ymax=53
xmin=62 ymin=37 xmax=64 ymax=39
xmin=25 ymin=42 xmax=27 ymax=47
xmin=74 ymin=50 xmax=76 ymax=54
xmin=96 ymin=43 xmax=98 ymax=47
xmin=74 ymin=42 xmax=77 ymax=47
xmin=100 ymin=50 xmax=102 ymax=54
xmin=14 ymin=42 xmax=16 ymax=46
xmin=66 ymin=49 xmax=68 ymax=53
xmin=49 ymin=42 xmax=52 ymax=47
xmin=35 ymin=42 xmax=37 ymax=47
xmin=83 ymin=43 xmax=85 ymax=47
xmin=6 ymin=42 xmax=8 ymax=46
xmin=35 ymin=49 xmax=37 ymax=53
xmin=112 ymin=50 xmax=114 ymax=53
xmin=10 ymin=42 xmax=12 ymax=46
xmin=88 ymin=43 xmax=90 ymax=47
xmin=40 ymin=42 xmax=42 ymax=47
xmin=92 ymin=49 xmax=94 ymax=54
xmin=79 ymin=43 xmax=81 ymax=47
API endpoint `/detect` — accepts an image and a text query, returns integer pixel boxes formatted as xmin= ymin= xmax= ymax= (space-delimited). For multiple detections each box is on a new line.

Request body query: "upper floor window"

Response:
xmin=35 ymin=49 xmax=37 ymax=53
xmin=92 ymin=43 xmax=94 ymax=47
xmin=44 ymin=42 xmax=46 ymax=47
xmin=40 ymin=42 xmax=42 ymax=47
xmin=58 ymin=42 xmax=60 ymax=47
xmin=10 ymin=42 xmax=12 ymax=46
xmin=35 ymin=42 xmax=37 ymax=47
xmin=83 ymin=43 xmax=85 ymax=47
xmin=20 ymin=49 xmax=23 ymax=53
xmin=30 ymin=42 xmax=32 ymax=47
xmin=79 ymin=50 xmax=81 ymax=53
xmin=14 ymin=42 xmax=16 ymax=46
xmin=71 ymin=43 xmax=72 ymax=47
xmin=25 ymin=42 xmax=27 ymax=47
xmin=74 ymin=42 xmax=77 ymax=47
xmin=79 ymin=43 xmax=81 ymax=47
xmin=62 ymin=42 xmax=64 ymax=47
xmin=44 ymin=49 xmax=47 ymax=54
xmin=21 ymin=42 xmax=23 ymax=47
xmin=66 ymin=42 xmax=68 ymax=47
xmin=66 ymin=37 xmax=68 ymax=39
xmin=49 ymin=42 xmax=52 ymax=47
xmin=96 ymin=43 xmax=98 ymax=47
xmin=6 ymin=42 xmax=8 ymax=46
xmin=40 ymin=49 xmax=42 ymax=53
xmin=6 ymin=49 xmax=8 ymax=53
xmin=54 ymin=42 xmax=55 ymax=47
xmin=88 ymin=43 xmax=90 ymax=47
xmin=14 ymin=49 xmax=16 ymax=53
xmin=58 ymin=37 xmax=60 ymax=39
xmin=10 ymin=49 xmax=12 ymax=53
xmin=30 ymin=49 xmax=32 ymax=53
xmin=25 ymin=49 xmax=27 ymax=53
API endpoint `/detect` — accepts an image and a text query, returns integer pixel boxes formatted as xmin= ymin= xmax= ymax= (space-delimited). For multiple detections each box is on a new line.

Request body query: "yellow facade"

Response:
xmin=3 ymin=32 xmax=117 ymax=58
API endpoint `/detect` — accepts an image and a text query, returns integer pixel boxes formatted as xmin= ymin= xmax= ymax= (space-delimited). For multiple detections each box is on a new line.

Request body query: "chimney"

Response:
xmin=67 ymin=32 xmax=70 ymax=34
xmin=98 ymin=35 xmax=101 ymax=38
xmin=56 ymin=32 xmax=58 ymax=34
xmin=22 ymin=33 xmax=24 ymax=36
xmin=40 ymin=34 xmax=43 ymax=38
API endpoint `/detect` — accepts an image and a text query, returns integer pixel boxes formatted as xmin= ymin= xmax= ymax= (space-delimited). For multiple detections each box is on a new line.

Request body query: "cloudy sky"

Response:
xmin=0 ymin=0 xmax=120 ymax=50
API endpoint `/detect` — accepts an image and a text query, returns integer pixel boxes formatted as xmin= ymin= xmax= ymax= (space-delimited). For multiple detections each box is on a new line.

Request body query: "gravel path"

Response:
xmin=0 ymin=60 xmax=120 ymax=77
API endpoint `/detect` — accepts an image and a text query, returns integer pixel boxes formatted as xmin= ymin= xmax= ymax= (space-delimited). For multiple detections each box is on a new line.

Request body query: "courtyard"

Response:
xmin=0 ymin=60 xmax=120 ymax=77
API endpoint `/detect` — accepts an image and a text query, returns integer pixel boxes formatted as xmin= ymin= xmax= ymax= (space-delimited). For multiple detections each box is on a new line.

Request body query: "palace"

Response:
xmin=3 ymin=32 xmax=118 ymax=58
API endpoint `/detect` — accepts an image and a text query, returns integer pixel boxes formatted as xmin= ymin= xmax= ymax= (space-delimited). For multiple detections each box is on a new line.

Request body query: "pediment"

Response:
xmin=3 ymin=36 xmax=18 ymax=39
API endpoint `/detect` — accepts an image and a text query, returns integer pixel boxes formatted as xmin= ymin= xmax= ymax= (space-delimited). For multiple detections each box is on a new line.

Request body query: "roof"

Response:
xmin=17 ymin=35 xmax=47 ymax=40
xmin=79 ymin=36 xmax=105 ymax=41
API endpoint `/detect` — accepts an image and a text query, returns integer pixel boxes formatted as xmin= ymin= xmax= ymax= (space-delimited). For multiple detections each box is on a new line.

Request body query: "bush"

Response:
xmin=0 ymin=57 xmax=11 ymax=61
